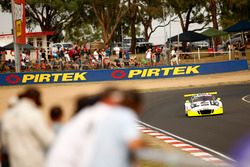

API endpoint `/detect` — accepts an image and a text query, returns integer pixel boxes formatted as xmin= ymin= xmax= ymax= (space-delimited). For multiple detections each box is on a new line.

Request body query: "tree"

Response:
xmin=64 ymin=23 xmax=102 ymax=44
xmin=0 ymin=0 xmax=11 ymax=12
xmin=208 ymin=0 xmax=218 ymax=30
xmin=127 ymin=0 xmax=138 ymax=53
xmin=220 ymin=0 xmax=250 ymax=28
xmin=165 ymin=0 xmax=207 ymax=33
xmin=0 ymin=0 xmax=83 ymax=42
xmin=91 ymin=0 xmax=128 ymax=44
xmin=138 ymin=0 xmax=164 ymax=41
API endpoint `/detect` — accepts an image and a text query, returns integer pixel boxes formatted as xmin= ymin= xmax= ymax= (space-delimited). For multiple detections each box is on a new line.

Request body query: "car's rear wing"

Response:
xmin=184 ymin=92 xmax=217 ymax=97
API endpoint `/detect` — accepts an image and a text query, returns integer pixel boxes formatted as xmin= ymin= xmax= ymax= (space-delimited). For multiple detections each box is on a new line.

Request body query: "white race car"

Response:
xmin=184 ymin=92 xmax=223 ymax=117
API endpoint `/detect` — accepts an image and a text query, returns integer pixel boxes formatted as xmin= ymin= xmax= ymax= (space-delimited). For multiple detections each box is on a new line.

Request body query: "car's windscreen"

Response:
xmin=192 ymin=95 xmax=214 ymax=102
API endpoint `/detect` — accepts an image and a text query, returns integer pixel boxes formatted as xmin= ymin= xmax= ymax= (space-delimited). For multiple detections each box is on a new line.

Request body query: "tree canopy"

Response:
xmin=1 ymin=0 xmax=249 ymax=46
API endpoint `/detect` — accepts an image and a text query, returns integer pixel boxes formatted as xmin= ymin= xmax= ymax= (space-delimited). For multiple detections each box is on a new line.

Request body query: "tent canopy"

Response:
xmin=3 ymin=42 xmax=35 ymax=50
xmin=169 ymin=31 xmax=208 ymax=42
xmin=224 ymin=20 xmax=250 ymax=32
xmin=202 ymin=28 xmax=227 ymax=37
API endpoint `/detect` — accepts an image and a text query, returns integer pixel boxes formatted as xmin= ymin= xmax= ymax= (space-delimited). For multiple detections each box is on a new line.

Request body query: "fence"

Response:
xmin=0 ymin=60 xmax=248 ymax=86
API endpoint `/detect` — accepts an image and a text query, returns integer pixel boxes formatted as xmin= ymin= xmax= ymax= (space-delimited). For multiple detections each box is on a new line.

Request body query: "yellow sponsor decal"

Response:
xmin=128 ymin=65 xmax=200 ymax=78
xmin=16 ymin=20 xmax=22 ymax=37
xmin=22 ymin=72 xmax=87 ymax=83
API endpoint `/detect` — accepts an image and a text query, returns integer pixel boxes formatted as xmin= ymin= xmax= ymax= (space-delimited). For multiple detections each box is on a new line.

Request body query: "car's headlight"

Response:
xmin=215 ymin=101 xmax=219 ymax=106
xmin=191 ymin=104 xmax=198 ymax=108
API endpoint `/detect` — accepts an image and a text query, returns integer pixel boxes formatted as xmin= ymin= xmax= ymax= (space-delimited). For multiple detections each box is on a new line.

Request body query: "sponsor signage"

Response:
xmin=0 ymin=60 xmax=248 ymax=86
xmin=12 ymin=0 xmax=26 ymax=44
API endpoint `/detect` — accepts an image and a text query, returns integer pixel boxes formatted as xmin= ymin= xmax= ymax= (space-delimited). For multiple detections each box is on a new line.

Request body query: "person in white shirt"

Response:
xmin=93 ymin=49 xmax=99 ymax=63
xmin=1 ymin=88 xmax=54 ymax=167
xmin=46 ymin=88 xmax=143 ymax=167
xmin=170 ymin=47 xmax=179 ymax=66
xmin=114 ymin=45 xmax=120 ymax=56
xmin=145 ymin=48 xmax=152 ymax=66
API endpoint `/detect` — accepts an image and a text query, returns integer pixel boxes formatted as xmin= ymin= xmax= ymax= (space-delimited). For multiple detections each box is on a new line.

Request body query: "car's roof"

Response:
xmin=192 ymin=93 xmax=213 ymax=98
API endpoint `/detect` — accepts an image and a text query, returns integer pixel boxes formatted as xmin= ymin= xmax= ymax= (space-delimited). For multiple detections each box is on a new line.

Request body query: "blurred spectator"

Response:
xmin=74 ymin=94 xmax=101 ymax=115
xmin=80 ymin=88 xmax=144 ymax=167
xmin=1 ymin=96 xmax=19 ymax=167
xmin=46 ymin=87 xmax=144 ymax=167
xmin=50 ymin=106 xmax=64 ymax=134
xmin=1 ymin=87 xmax=54 ymax=167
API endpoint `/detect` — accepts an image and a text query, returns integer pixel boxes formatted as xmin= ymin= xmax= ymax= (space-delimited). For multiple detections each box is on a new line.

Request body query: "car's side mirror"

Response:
xmin=217 ymin=98 xmax=221 ymax=101
xmin=186 ymin=100 xmax=190 ymax=103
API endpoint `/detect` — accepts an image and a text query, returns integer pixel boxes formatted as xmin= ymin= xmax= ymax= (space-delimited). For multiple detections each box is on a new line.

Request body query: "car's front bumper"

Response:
xmin=187 ymin=107 xmax=223 ymax=117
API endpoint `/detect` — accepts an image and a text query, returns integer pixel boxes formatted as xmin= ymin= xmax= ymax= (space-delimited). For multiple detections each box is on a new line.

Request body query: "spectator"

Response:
xmin=155 ymin=47 xmax=161 ymax=65
xmin=46 ymin=87 xmax=144 ymax=167
xmin=64 ymin=49 xmax=71 ymax=62
xmin=50 ymin=106 xmax=64 ymax=134
xmin=79 ymin=88 xmax=144 ymax=167
xmin=1 ymin=87 xmax=54 ymax=167
xmin=114 ymin=44 xmax=120 ymax=56
xmin=40 ymin=48 xmax=47 ymax=62
xmin=145 ymin=48 xmax=152 ymax=66
xmin=234 ymin=42 xmax=240 ymax=60
xmin=170 ymin=47 xmax=179 ymax=66
xmin=151 ymin=50 xmax=157 ymax=66
xmin=1 ymin=96 xmax=19 ymax=167
xmin=105 ymin=44 xmax=111 ymax=57
xmin=74 ymin=94 xmax=101 ymax=115
xmin=114 ymin=55 xmax=124 ymax=68
xmin=93 ymin=49 xmax=99 ymax=62
xmin=59 ymin=47 xmax=65 ymax=60
xmin=239 ymin=42 xmax=246 ymax=57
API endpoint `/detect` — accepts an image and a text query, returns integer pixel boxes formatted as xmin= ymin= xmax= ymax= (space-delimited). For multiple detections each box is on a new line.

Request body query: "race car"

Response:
xmin=184 ymin=92 xmax=223 ymax=117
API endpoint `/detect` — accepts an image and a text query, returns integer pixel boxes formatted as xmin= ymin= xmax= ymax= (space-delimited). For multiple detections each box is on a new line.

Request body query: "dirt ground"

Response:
xmin=0 ymin=70 xmax=250 ymax=120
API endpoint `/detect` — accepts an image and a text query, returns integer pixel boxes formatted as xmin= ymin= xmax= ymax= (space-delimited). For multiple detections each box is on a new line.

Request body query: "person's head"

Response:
xmin=19 ymin=87 xmax=42 ymax=107
xmin=99 ymin=87 xmax=125 ymax=105
xmin=120 ymin=89 xmax=143 ymax=115
xmin=75 ymin=94 xmax=101 ymax=114
xmin=50 ymin=106 xmax=63 ymax=122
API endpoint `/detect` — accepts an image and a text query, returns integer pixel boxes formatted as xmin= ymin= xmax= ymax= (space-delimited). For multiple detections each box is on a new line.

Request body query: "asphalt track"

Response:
xmin=141 ymin=83 xmax=250 ymax=160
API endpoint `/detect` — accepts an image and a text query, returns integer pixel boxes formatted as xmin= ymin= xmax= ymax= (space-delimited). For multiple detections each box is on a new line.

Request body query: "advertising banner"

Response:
xmin=0 ymin=60 xmax=248 ymax=86
xmin=12 ymin=0 xmax=26 ymax=44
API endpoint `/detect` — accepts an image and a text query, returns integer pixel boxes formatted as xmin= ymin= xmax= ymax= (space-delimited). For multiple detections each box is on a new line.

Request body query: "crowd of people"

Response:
xmin=0 ymin=87 xmax=144 ymax=167
xmin=0 ymin=43 xmax=175 ymax=73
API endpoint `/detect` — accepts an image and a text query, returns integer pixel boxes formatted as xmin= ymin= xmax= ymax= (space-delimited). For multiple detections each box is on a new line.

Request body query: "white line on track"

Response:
xmin=242 ymin=95 xmax=250 ymax=103
xmin=139 ymin=121 xmax=236 ymax=163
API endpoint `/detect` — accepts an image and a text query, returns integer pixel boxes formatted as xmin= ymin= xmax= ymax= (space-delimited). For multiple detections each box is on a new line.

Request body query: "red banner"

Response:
xmin=12 ymin=0 xmax=26 ymax=44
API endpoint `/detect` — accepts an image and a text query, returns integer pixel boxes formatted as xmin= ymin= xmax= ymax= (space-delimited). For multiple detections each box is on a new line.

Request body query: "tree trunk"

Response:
xmin=129 ymin=0 xmax=137 ymax=54
xmin=143 ymin=23 xmax=148 ymax=41
xmin=210 ymin=0 xmax=219 ymax=49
